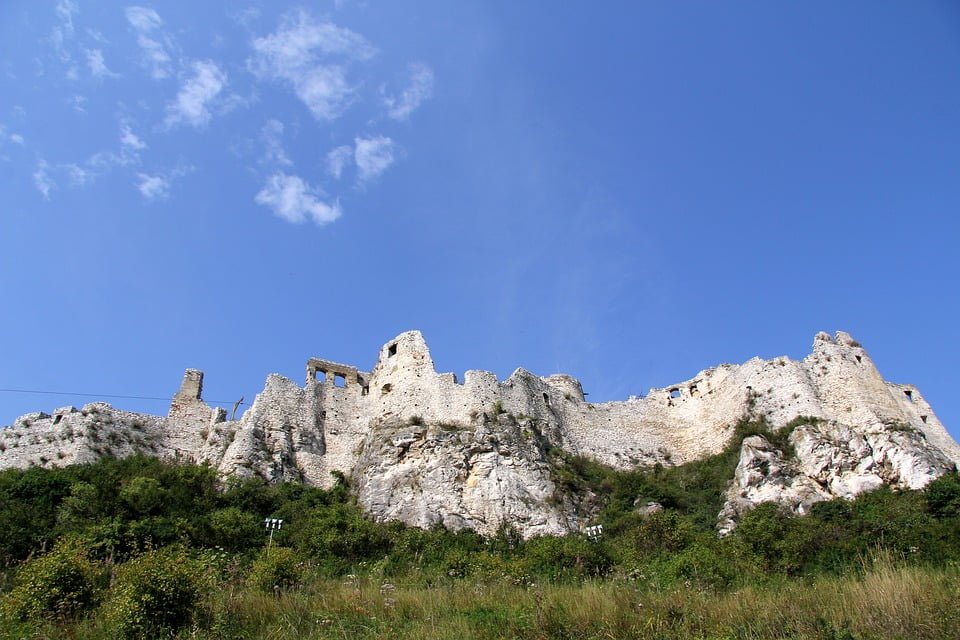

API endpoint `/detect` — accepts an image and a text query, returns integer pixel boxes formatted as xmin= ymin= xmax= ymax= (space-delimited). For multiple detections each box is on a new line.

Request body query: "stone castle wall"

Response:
xmin=2 ymin=329 xmax=957 ymax=537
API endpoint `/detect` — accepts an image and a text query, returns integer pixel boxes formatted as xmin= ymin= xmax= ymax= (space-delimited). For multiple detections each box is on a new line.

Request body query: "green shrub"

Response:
xmin=633 ymin=510 xmax=696 ymax=555
xmin=382 ymin=524 xmax=489 ymax=578
xmin=0 ymin=538 xmax=99 ymax=620
xmin=101 ymin=546 xmax=204 ymax=639
xmin=248 ymin=547 xmax=301 ymax=592
xmin=520 ymin=535 xmax=613 ymax=581
xmin=733 ymin=503 xmax=812 ymax=574
xmin=205 ymin=507 xmax=263 ymax=552
xmin=926 ymin=472 xmax=960 ymax=519
xmin=660 ymin=541 xmax=737 ymax=590
xmin=295 ymin=503 xmax=392 ymax=573
xmin=119 ymin=477 xmax=166 ymax=516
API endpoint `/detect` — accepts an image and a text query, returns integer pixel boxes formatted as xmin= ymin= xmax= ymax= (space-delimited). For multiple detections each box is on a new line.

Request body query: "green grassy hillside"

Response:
xmin=1 ymin=418 xmax=959 ymax=639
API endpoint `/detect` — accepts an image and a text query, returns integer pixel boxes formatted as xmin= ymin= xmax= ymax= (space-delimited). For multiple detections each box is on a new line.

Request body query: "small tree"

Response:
xmin=248 ymin=547 xmax=300 ymax=593
xmin=926 ymin=472 xmax=960 ymax=519
xmin=1 ymin=538 xmax=99 ymax=620
xmin=206 ymin=507 xmax=263 ymax=552
xmin=101 ymin=546 xmax=204 ymax=639
xmin=120 ymin=477 xmax=166 ymax=516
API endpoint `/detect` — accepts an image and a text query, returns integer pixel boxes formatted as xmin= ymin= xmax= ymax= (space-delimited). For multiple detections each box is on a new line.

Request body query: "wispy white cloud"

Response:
xmin=50 ymin=0 xmax=80 ymax=79
xmin=85 ymin=48 xmax=117 ymax=78
xmin=383 ymin=63 xmax=434 ymax=121
xmin=326 ymin=144 xmax=352 ymax=179
xmin=249 ymin=11 xmax=375 ymax=121
xmin=52 ymin=0 xmax=78 ymax=46
xmin=164 ymin=60 xmax=227 ymax=128
xmin=125 ymin=6 xmax=173 ymax=80
xmin=88 ymin=147 xmax=138 ymax=171
xmin=64 ymin=163 xmax=93 ymax=187
xmin=85 ymin=28 xmax=108 ymax=44
xmin=28 ymin=121 xmax=146 ymax=196
xmin=354 ymin=135 xmax=395 ymax=182
xmin=120 ymin=122 xmax=146 ymax=150
xmin=134 ymin=164 xmax=192 ymax=201
xmin=67 ymin=95 xmax=87 ymax=113
xmin=260 ymin=119 xmax=291 ymax=167
xmin=323 ymin=136 xmax=398 ymax=184
xmin=0 ymin=126 xmax=25 ymax=147
xmin=136 ymin=172 xmax=170 ymax=200
xmin=125 ymin=5 xmax=161 ymax=31
xmin=33 ymin=159 xmax=54 ymax=199
xmin=230 ymin=6 xmax=261 ymax=29
xmin=255 ymin=172 xmax=341 ymax=224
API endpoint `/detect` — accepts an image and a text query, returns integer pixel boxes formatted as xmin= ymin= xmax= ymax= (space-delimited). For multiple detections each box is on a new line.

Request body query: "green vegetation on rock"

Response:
xmin=0 ymin=426 xmax=958 ymax=638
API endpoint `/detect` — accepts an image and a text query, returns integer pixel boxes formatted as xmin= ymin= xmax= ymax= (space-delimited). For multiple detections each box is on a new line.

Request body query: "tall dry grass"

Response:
xmin=4 ymin=554 xmax=957 ymax=639
xmin=183 ymin=553 xmax=958 ymax=640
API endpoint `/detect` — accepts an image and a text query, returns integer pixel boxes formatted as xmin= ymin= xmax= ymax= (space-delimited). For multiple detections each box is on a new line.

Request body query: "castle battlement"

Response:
xmin=2 ymin=330 xmax=957 ymax=538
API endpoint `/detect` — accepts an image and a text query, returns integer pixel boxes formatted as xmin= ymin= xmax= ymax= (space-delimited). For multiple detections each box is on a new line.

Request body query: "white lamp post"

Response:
xmin=263 ymin=518 xmax=283 ymax=550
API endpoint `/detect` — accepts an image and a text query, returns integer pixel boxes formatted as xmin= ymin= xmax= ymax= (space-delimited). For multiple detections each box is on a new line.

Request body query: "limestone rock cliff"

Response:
xmin=718 ymin=418 xmax=957 ymax=534
xmin=351 ymin=412 xmax=575 ymax=537
xmin=1 ymin=330 xmax=957 ymax=537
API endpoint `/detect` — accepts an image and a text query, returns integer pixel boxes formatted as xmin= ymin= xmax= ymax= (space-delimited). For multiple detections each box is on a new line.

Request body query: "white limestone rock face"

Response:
xmin=717 ymin=434 xmax=832 ymax=535
xmin=0 ymin=404 xmax=166 ymax=470
xmin=2 ymin=329 xmax=959 ymax=540
xmin=351 ymin=412 xmax=577 ymax=538
xmin=718 ymin=419 xmax=956 ymax=534
xmin=216 ymin=374 xmax=325 ymax=483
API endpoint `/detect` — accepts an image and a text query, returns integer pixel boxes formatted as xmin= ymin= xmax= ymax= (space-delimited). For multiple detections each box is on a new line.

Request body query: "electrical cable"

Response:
xmin=0 ymin=387 xmax=245 ymax=406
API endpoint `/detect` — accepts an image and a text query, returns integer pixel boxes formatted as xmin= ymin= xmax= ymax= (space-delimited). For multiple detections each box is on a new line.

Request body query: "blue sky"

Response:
xmin=1 ymin=2 xmax=959 ymax=441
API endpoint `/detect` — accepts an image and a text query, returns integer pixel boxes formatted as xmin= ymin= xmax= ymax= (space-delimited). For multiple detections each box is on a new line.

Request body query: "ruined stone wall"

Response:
xmin=0 ymin=403 xmax=165 ymax=470
xmin=2 ymin=329 xmax=958 ymax=537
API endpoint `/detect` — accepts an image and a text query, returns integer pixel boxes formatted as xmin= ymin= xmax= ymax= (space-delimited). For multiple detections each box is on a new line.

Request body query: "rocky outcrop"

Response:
xmin=2 ymin=330 xmax=958 ymax=538
xmin=718 ymin=418 xmax=956 ymax=534
xmin=351 ymin=412 xmax=575 ymax=537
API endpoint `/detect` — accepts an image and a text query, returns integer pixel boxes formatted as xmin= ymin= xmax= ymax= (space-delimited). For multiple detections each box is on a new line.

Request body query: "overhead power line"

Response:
xmin=0 ymin=387 xmax=245 ymax=406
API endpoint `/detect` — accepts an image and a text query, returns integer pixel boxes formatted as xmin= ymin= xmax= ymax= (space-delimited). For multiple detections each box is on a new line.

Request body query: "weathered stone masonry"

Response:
xmin=1 ymin=330 xmax=957 ymax=537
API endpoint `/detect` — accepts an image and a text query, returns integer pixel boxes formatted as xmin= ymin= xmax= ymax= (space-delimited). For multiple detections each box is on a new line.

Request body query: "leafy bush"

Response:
xmin=100 ymin=546 xmax=204 ymax=639
xmin=294 ymin=503 xmax=392 ymax=573
xmin=521 ymin=535 xmax=613 ymax=580
xmin=1 ymin=538 xmax=99 ymax=620
xmin=661 ymin=541 xmax=737 ymax=590
xmin=248 ymin=547 xmax=301 ymax=592
xmin=119 ymin=477 xmax=167 ymax=516
xmin=204 ymin=507 xmax=263 ymax=552
xmin=926 ymin=472 xmax=960 ymax=519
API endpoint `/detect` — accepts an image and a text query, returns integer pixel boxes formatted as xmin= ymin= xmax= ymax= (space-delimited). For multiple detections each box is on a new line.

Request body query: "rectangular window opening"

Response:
xmin=333 ymin=373 xmax=347 ymax=388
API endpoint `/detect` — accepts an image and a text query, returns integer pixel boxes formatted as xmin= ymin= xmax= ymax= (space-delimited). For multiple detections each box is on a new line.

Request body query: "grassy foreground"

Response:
xmin=3 ymin=554 xmax=958 ymax=639
xmin=1 ymin=419 xmax=959 ymax=638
